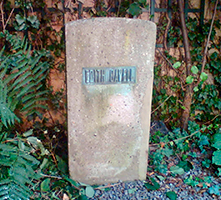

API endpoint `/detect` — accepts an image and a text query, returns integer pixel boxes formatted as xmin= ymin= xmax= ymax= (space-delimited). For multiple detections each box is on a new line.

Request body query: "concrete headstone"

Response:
xmin=66 ymin=18 xmax=156 ymax=185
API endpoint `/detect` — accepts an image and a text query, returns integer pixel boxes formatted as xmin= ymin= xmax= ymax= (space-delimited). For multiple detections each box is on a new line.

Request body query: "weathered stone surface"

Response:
xmin=66 ymin=18 xmax=156 ymax=185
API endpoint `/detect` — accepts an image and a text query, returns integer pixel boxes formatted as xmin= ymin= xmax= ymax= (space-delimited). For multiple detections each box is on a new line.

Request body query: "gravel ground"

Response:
xmin=89 ymin=121 xmax=221 ymax=200
xmin=89 ymin=161 xmax=221 ymax=200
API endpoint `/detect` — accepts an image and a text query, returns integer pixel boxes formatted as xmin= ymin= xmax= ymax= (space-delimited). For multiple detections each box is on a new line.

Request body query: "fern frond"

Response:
xmin=10 ymin=71 xmax=32 ymax=90
xmin=35 ymin=73 xmax=48 ymax=85
xmin=29 ymin=55 xmax=41 ymax=68
xmin=0 ymin=35 xmax=50 ymax=126
xmin=0 ymin=82 xmax=20 ymax=127
xmin=16 ymin=83 xmax=35 ymax=99
xmin=0 ymin=178 xmax=31 ymax=200
xmin=21 ymin=97 xmax=48 ymax=111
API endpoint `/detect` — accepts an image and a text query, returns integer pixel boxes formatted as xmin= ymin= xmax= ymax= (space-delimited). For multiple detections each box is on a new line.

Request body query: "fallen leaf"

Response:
xmin=160 ymin=142 xmax=165 ymax=148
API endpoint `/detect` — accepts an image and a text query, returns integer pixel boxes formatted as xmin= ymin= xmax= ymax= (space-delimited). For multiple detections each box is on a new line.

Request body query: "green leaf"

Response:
xmin=15 ymin=14 xmax=25 ymax=25
xmin=186 ymin=75 xmax=194 ymax=84
xmin=128 ymin=3 xmax=141 ymax=16
xmin=212 ymin=133 xmax=221 ymax=150
xmin=193 ymin=86 xmax=199 ymax=92
xmin=166 ymin=191 xmax=177 ymax=200
xmin=191 ymin=65 xmax=199 ymax=74
xmin=177 ymin=161 xmax=193 ymax=172
xmin=184 ymin=175 xmax=198 ymax=187
xmin=64 ymin=177 xmax=79 ymax=188
xmin=27 ymin=15 xmax=37 ymax=24
xmin=18 ymin=139 xmax=25 ymax=151
xmin=218 ymin=168 xmax=221 ymax=176
xmin=138 ymin=0 xmax=146 ymax=4
xmin=40 ymin=158 xmax=48 ymax=170
xmin=23 ymin=129 xmax=33 ymax=137
xmin=170 ymin=166 xmax=185 ymax=175
xmin=144 ymin=177 xmax=160 ymax=190
xmin=162 ymin=147 xmax=173 ymax=158
xmin=208 ymin=185 xmax=220 ymax=195
xmin=56 ymin=155 xmax=68 ymax=174
xmin=41 ymin=178 xmax=50 ymax=192
xmin=200 ymin=72 xmax=208 ymax=82
xmin=156 ymin=175 xmax=165 ymax=181
xmin=85 ymin=186 xmax=95 ymax=198
xmin=27 ymin=136 xmax=40 ymax=146
xmin=173 ymin=62 xmax=181 ymax=69
xmin=79 ymin=195 xmax=89 ymax=200
xmin=212 ymin=150 xmax=221 ymax=165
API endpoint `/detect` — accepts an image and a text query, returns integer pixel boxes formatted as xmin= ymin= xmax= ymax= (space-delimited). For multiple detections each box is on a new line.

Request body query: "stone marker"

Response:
xmin=66 ymin=18 xmax=156 ymax=185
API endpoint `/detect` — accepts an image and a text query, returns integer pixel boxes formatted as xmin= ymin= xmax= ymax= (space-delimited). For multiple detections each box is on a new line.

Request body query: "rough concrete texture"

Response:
xmin=66 ymin=18 xmax=156 ymax=185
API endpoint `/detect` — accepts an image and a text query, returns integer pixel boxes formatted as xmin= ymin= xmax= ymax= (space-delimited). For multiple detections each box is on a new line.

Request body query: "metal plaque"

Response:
xmin=82 ymin=66 xmax=136 ymax=85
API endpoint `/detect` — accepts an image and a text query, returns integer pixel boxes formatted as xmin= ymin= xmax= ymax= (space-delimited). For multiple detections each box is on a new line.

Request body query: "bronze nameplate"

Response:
xmin=82 ymin=66 xmax=136 ymax=85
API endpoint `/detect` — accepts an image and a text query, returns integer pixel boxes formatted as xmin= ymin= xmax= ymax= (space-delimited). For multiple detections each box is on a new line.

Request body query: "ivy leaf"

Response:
xmin=193 ymin=86 xmax=199 ymax=92
xmin=170 ymin=166 xmax=185 ymax=175
xmin=128 ymin=3 xmax=141 ymax=16
xmin=184 ymin=175 xmax=198 ymax=187
xmin=162 ymin=147 xmax=173 ymax=158
xmin=208 ymin=185 xmax=220 ymax=196
xmin=27 ymin=15 xmax=37 ymax=24
xmin=177 ymin=161 xmax=193 ymax=172
xmin=144 ymin=177 xmax=160 ymax=190
xmin=15 ymin=14 xmax=25 ymax=25
xmin=173 ymin=62 xmax=181 ymax=69
xmin=27 ymin=15 xmax=40 ymax=29
xmin=200 ymin=72 xmax=208 ymax=82
xmin=166 ymin=191 xmax=177 ymax=200
xmin=85 ymin=186 xmax=95 ymax=198
xmin=212 ymin=150 xmax=221 ymax=165
xmin=212 ymin=133 xmax=221 ymax=150
xmin=186 ymin=75 xmax=194 ymax=84
xmin=191 ymin=65 xmax=199 ymax=74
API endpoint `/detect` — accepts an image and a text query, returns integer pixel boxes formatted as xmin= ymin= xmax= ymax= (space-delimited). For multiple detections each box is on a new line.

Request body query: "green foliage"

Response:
xmin=166 ymin=191 xmax=177 ymax=200
xmin=152 ymin=18 xmax=221 ymax=127
xmin=0 ymin=31 xmax=50 ymax=128
xmin=128 ymin=0 xmax=148 ymax=17
xmin=144 ymin=177 xmax=160 ymax=190
xmin=0 ymin=131 xmax=43 ymax=199
xmin=211 ymin=128 xmax=221 ymax=171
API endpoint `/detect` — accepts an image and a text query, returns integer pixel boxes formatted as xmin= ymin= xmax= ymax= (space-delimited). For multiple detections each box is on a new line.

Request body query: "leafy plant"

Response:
xmin=144 ymin=177 xmax=160 ymax=191
xmin=0 ymin=31 xmax=50 ymax=128
xmin=211 ymin=128 xmax=221 ymax=176
xmin=0 ymin=130 xmax=43 ymax=199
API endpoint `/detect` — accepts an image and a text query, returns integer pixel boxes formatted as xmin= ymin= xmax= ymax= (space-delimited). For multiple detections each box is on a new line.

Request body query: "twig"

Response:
xmin=151 ymin=95 xmax=172 ymax=114
xmin=4 ymin=7 xmax=14 ymax=30
xmin=178 ymin=0 xmax=192 ymax=77
xmin=40 ymin=174 xmax=63 ymax=179
xmin=204 ymin=114 xmax=221 ymax=125
xmin=0 ymin=2 xmax=14 ymax=31
xmin=0 ymin=2 xmax=5 ymax=31
xmin=171 ymin=129 xmax=201 ymax=143
xmin=95 ymin=183 xmax=121 ymax=190
xmin=196 ymin=0 xmax=218 ymax=86
xmin=164 ymin=12 xmax=171 ymax=51
xmin=150 ymin=129 xmax=201 ymax=148
xmin=156 ymin=48 xmax=185 ymax=84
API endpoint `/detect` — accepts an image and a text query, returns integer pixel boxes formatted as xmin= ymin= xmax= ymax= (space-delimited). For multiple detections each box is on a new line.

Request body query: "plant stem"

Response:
xmin=196 ymin=0 xmax=218 ymax=86
xmin=178 ymin=0 xmax=193 ymax=130
xmin=151 ymin=95 xmax=172 ymax=114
